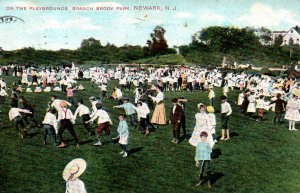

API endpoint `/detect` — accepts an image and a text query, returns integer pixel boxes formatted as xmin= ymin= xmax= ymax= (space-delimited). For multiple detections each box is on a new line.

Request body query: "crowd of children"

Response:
xmin=1 ymin=64 xmax=300 ymax=190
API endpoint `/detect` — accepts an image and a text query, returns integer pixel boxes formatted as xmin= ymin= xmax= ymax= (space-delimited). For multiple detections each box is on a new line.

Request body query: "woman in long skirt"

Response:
xmin=150 ymin=85 xmax=166 ymax=125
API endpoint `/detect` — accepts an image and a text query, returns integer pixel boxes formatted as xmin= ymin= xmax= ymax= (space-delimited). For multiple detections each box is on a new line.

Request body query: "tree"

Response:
xmin=194 ymin=26 xmax=259 ymax=67
xmin=147 ymin=26 xmax=168 ymax=56
xmin=80 ymin=38 xmax=103 ymax=50
xmin=256 ymin=27 xmax=272 ymax=45
xmin=274 ymin=35 xmax=283 ymax=47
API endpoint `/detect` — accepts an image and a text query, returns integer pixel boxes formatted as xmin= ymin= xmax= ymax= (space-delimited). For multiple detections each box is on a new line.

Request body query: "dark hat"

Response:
xmin=220 ymin=95 xmax=227 ymax=100
xmin=171 ymin=98 xmax=178 ymax=103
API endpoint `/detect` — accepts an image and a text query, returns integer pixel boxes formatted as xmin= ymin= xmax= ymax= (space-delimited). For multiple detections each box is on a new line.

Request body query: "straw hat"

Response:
xmin=207 ymin=106 xmax=215 ymax=113
xmin=60 ymin=100 xmax=69 ymax=107
xmin=292 ymin=89 xmax=300 ymax=97
xmin=62 ymin=158 xmax=87 ymax=181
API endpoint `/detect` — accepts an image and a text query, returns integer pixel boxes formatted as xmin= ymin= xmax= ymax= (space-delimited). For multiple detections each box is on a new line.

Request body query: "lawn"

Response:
xmin=0 ymin=75 xmax=300 ymax=193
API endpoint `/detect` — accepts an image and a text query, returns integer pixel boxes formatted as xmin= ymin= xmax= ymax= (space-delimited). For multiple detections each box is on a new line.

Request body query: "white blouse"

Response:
xmin=42 ymin=112 xmax=58 ymax=133
xmin=151 ymin=91 xmax=164 ymax=103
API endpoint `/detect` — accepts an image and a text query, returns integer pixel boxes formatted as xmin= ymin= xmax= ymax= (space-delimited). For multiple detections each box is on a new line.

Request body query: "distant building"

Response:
xmin=272 ymin=26 xmax=300 ymax=46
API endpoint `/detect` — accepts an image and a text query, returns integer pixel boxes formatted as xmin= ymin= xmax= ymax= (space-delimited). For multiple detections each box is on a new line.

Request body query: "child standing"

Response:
xmin=116 ymin=114 xmax=129 ymax=157
xmin=256 ymin=95 xmax=268 ymax=122
xmin=284 ymin=91 xmax=300 ymax=130
xmin=136 ymin=101 xmax=150 ymax=135
xmin=270 ymin=93 xmax=287 ymax=125
xmin=101 ymin=84 xmax=107 ymax=98
xmin=169 ymin=98 xmax=183 ymax=144
xmin=208 ymin=86 xmax=215 ymax=106
xmin=194 ymin=131 xmax=212 ymax=189
xmin=0 ymin=87 xmax=8 ymax=104
xmin=207 ymin=106 xmax=217 ymax=143
xmin=66 ymin=86 xmax=76 ymax=106
xmin=220 ymin=96 xmax=232 ymax=140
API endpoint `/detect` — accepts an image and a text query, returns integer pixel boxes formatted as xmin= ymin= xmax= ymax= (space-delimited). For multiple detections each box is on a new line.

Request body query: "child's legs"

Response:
xmin=44 ymin=125 xmax=49 ymax=141
xmin=292 ymin=120 xmax=296 ymax=129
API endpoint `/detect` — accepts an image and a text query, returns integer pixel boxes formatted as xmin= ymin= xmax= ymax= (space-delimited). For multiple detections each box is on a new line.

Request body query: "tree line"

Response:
xmin=1 ymin=26 xmax=299 ymax=67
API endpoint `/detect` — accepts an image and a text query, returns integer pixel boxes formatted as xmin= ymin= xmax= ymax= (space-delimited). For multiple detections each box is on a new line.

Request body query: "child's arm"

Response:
xmin=113 ymin=104 xmax=124 ymax=109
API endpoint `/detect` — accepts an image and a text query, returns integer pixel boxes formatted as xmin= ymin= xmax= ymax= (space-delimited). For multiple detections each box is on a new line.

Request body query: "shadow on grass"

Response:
xmin=80 ymin=139 xmax=94 ymax=145
xmin=231 ymin=131 xmax=239 ymax=138
xmin=26 ymin=131 xmax=39 ymax=138
xmin=129 ymin=147 xmax=144 ymax=155
xmin=210 ymin=172 xmax=224 ymax=185
xmin=211 ymin=148 xmax=222 ymax=159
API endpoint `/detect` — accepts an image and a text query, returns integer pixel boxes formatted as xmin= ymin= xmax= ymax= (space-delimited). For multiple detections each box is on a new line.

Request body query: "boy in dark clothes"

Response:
xmin=270 ymin=93 xmax=287 ymax=125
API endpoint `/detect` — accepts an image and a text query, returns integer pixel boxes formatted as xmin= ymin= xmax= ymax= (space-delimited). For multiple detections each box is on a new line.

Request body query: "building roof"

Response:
xmin=273 ymin=31 xmax=287 ymax=33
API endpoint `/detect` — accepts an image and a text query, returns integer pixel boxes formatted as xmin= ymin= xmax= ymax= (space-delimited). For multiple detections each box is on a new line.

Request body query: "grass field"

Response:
xmin=1 ymin=75 xmax=300 ymax=193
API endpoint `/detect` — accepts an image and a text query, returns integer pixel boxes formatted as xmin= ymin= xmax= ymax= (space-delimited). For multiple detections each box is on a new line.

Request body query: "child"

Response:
xmin=66 ymin=86 xmax=76 ymax=106
xmin=284 ymin=90 xmax=300 ymax=130
xmin=57 ymin=101 xmax=80 ymax=148
xmin=237 ymin=91 xmax=244 ymax=106
xmin=136 ymin=101 xmax=150 ymax=136
xmin=63 ymin=158 xmax=87 ymax=193
xmin=8 ymin=103 xmax=32 ymax=138
xmin=19 ymin=96 xmax=41 ymax=128
xmin=270 ymin=93 xmax=287 ymax=125
xmin=78 ymin=84 xmax=85 ymax=91
xmin=178 ymin=97 xmax=188 ymax=139
xmin=101 ymin=84 xmax=107 ymax=98
xmin=220 ymin=95 xmax=232 ymax=140
xmin=0 ymin=87 xmax=8 ymax=104
xmin=113 ymin=97 xmax=138 ymax=127
xmin=194 ymin=131 xmax=212 ymax=189
xmin=256 ymin=95 xmax=268 ymax=122
xmin=207 ymin=106 xmax=217 ymax=143
xmin=223 ymin=84 xmax=229 ymax=97
xmin=208 ymin=86 xmax=215 ymax=106
xmin=169 ymin=98 xmax=183 ymax=144
xmin=246 ymin=92 xmax=256 ymax=120
xmin=86 ymin=103 xmax=112 ymax=146
xmin=42 ymin=108 xmax=58 ymax=146
xmin=74 ymin=99 xmax=92 ymax=135
xmin=116 ymin=114 xmax=129 ymax=157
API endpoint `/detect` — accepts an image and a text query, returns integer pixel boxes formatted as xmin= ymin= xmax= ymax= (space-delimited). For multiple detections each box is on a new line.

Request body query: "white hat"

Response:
xmin=62 ymin=158 xmax=87 ymax=181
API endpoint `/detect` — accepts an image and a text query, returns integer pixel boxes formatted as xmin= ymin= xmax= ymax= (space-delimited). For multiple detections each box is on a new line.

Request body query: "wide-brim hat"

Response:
xmin=292 ymin=89 xmax=300 ymax=97
xmin=207 ymin=106 xmax=215 ymax=113
xmin=197 ymin=103 xmax=206 ymax=109
xmin=62 ymin=158 xmax=87 ymax=181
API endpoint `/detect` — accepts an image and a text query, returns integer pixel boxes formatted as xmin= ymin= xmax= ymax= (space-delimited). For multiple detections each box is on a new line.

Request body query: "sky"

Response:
xmin=0 ymin=0 xmax=299 ymax=50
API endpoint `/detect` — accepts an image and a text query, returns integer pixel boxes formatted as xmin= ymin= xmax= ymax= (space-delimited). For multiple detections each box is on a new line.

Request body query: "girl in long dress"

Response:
xmin=150 ymin=85 xmax=166 ymax=125
xmin=189 ymin=104 xmax=214 ymax=147
xmin=284 ymin=92 xmax=300 ymax=131
xmin=246 ymin=92 xmax=256 ymax=119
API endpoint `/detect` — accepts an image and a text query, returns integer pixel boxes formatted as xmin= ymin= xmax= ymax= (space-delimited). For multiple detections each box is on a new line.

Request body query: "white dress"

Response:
xmin=189 ymin=112 xmax=215 ymax=148
xmin=284 ymin=98 xmax=300 ymax=121
xmin=66 ymin=178 xmax=87 ymax=193
xmin=246 ymin=95 xmax=256 ymax=113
